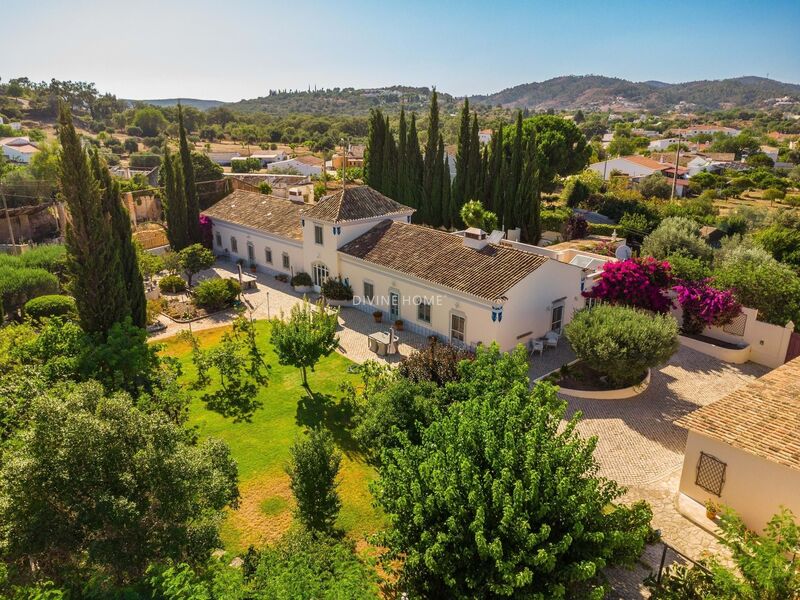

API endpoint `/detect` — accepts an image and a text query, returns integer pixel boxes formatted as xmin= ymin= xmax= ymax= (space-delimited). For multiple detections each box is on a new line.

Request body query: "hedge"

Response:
xmin=0 ymin=266 xmax=60 ymax=315
xmin=24 ymin=294 xmax=77 ymax=320
xmin=129 ymin=153 xmax=161 ymax=169
xmin=587 ymin=223 xmax=619 ymax=236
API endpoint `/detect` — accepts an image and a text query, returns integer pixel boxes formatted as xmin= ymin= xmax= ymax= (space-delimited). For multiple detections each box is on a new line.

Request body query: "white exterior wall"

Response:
xmin=587 ymin=158 xmax=656 ymax=180
xmin=211 ymin=219 xmax=303 ymax=276
xmin=648 ymin=138 xmax=681 ymax=151
xmin=679 ymin=431 xmax=800 ymax=531
xmin=2 ymin=145 xmax=33 ymax=164
xmin=266 ymin=159 xmax=322 ymax=176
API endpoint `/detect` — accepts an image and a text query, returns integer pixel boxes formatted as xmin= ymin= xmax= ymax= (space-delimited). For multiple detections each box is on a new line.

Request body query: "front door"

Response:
xmin=389 ymin=291 xmax=400 ymax=321
xmin=312 ymin=263 xmax=328 ymax=288
xmin=550 ymin=304 xmax=564 ymax=334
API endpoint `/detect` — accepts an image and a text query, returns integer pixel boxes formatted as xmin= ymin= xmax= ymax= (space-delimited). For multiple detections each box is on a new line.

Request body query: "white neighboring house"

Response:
xmin=249 ymin=151 xmax=288 ymax=167
xmin=1 ymin=136 xmax=38 ymax=164
xmin=478 ymin=129 xmax=492 ymax=145
xmin=675 ymin=357 xmax=800 ymax=532
xmin=266 ymin=156 xmax=323 ymax=176
xmin=648 ymin=137 xmax=682 ymax=152
xmin=671 ymin=125 xmax=741 ymax=137
xmin=203 ymin=185 xmax=586 ymax=351
xmin=588 ymin=155 xmax=688 ymax=197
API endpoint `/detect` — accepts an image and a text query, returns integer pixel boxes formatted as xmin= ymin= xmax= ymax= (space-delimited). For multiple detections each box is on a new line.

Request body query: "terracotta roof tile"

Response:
xmin=339 ymin=220 xmax=548 ymax=301
xmin=676 ymin=357 xmax=800 ymax=471
xmin=304 ymin=186 xmax=413 ymax=223
xmin=202 ymin=190 xmax=303 ymax=240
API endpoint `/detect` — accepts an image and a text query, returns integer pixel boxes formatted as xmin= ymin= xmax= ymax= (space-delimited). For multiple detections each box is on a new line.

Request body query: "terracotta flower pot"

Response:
xmin=373 ymin=311 xmax=383 ymax=323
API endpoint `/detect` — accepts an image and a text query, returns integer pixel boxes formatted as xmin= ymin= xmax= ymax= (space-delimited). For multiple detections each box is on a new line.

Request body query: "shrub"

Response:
xmin=0 ymin=266 xmax=60 ymax=315
xmin=540 ymin=205 xmax=572 ymax=232
xmin=674 ymin=281 xmax=741 ymax=335
xmin=129 ymin=152 xmax=161 ymax=169
xmin=158 ymin=274 xmax=187 ymax=293
xmin=193 ymin=278 xmax=240 ymax=310
xmin=258 ymin=181 xmax=273 ymax=195
xmin=24 ymin=294 xmax=76 ymax=320
xmin=17 ymin=245 xmax=67 ymax=278
xmin=231 ymin=157 xmax=261 ymax=173
xmin=666 ymin=254 xmax=711 ymax=282
xmin=583 ymin=257 xmax=673 ymax=313
xmin=565 ymin=304 xmax=679 ymax=387
xmin=564 ymin=214 xmax=588 ymax=240
xmin=398 ymin=338 xmax=473 ymax=386
xmin=587 ymin=223 xmax=618 ymax=236
xmin=642 ymin=216 xmax=713 ymax=262
xmin=291 ymin=272 xmax=313 ymax=287
xmin=321 ymin=277 xmax=353 ymax=301
xmin=123 ymin=138 xmax=139 ymax=154
xmin=638 ymin=173 xmax=672 ymax=199
xmin=126 ymin=126 xmax=143 ymax=137
xmin=561 ymin=177 xmax=591 ymax=208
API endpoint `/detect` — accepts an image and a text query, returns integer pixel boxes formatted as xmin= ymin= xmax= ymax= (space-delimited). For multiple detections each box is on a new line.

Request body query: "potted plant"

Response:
xmin=394 ymin=319 xmax=404 ymax=331
xmin=249 ymin=262 xmax=257 ymax=273
xmin=373 ymin=310 xmax=383 ymax=323
xmin=705 ymin=499 xmax=719 ymax=520
xmin=290 ymin=272 xmax=314 ymax=293
xmin=321 ymin=276 xmax=354 ymax=307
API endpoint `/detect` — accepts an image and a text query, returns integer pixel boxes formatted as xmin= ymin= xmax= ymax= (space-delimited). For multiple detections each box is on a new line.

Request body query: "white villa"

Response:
xmin=203 ymin=186 xmax=590 ymax=351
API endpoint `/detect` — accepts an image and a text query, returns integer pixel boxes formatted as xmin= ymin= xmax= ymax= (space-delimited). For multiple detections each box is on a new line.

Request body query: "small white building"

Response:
xmin=1 ymin=136 xmax=38 ymax=164
xmin=587 ymin=155 xmax=687 ymax=197
xmin=266 ymin=156 xmax=323 ymax=176
xmin=250 ymin=151 xmax=288 ymax=166
xmin=203 ymin=186 xmax=586 ymax=350
xmin=478 ymin=129 xmax=492 ymax=145
xmin=759 ymin=145 xmax=779 ymax=162
xmin=648 ymin=138 xmax=682 ymax=152
xmin=671 ymin=125 xmax=740 ymax=137
xmin=676 ymin=357 xmax=800 ymax=532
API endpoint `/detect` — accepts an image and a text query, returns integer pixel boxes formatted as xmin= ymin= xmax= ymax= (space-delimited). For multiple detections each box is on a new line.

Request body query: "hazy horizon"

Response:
xmin=2 ymin=0 xmax=799 ymax=102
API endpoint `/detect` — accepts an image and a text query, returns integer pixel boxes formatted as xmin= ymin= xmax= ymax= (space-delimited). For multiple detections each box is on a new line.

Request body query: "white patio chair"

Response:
xmin=544 ymin=331 xmax=559 ymax=350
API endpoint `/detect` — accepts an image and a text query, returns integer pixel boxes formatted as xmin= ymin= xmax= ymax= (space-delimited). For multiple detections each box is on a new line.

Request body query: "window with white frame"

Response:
xmin=450 ymin=313 xmax=466 ymax=343
xmin=314 ymin=224 xmax=324 ymax=245
xmin=247 ymin=242 xmax=255 ymax=262
xmin=230 ymin=236 xmax=238 ymax=254
xmin=265 ymin=247 xmax=272 ymax=264
xmin=215 ymin=232 xmax=222 ymax=247
xmin=417 ymin=299 xmax=431 ymax=323
xmin=282 ymin=252 xmax=290 ymax=270
xmin=363 ymin=281 xmax=374 ymax=303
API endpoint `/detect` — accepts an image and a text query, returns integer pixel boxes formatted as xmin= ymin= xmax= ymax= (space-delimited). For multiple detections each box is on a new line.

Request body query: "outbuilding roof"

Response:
xmin=202 ymin=190 xmax=303 ymax=241
xmin=676 ymin=357 xmax=800 ymax=471
xmin=304 ymin=186 xmax=413 ymax=223
xmin=338 ymin=219 xmax=548 ymax=301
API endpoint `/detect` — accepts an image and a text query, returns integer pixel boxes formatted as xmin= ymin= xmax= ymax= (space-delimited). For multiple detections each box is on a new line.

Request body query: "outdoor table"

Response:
xmin=368 ymin=330 xmax=399 ymax=355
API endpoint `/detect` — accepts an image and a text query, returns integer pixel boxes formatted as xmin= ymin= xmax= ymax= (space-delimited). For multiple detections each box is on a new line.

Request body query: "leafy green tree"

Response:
xmin=754 ymin=224 xmax=800 ymax=268
xmin=666 ymin=254 xmax=712 ymax=282
xmin=642 ymin=217 xmax=713 ymax=262
xmin=374 ymin=344 xmax=653 ymax=598
xmin=459 ymin=199 xmax=498 ymax=231
xmin=91 ymin=150 xmax=147 ymax=328
xmin=270 ymin=300 xmax=339 ymax=387
xmin=191 ymin=151 xmax=224 ymax=183
xmin=162 ymin=143 xmax=189 ymax=250
xmin=178 ymin=104 xmax=201 ymax=244
xmin=132 ymin=106 xmax=168 ymax=137
xmin=287 ymin=428 xmax=342 ymax=535
xmin=651 ymin=508 xmax=800 ymax=599
xmin=0 ymin=381 xmax=239 ymax=585
xmin=639 ymin=172 xmax=672 ymax=199
xmin=565 ymin=304 xmax=679 ymax=387
xmin=178 ymin=243 xmax=215 ymax=286
xmin=57 ymin=103 xmax=129 ymax=335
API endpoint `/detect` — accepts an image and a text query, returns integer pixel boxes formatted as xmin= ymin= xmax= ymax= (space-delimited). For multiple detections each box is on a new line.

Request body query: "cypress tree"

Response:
xmin=380 ymin=115 xmax=397 ymax=198
xmin=406 ymin=114 xmax=424 ymax=215
xmin=57 ymin=103 xmax=128 ymax=335
xmin=516 ymin=132 xmax=539 ymax=244
xmin=178 ymin=104 xmax=200 ymax=243
xmin=422 ymin=89 xmax=440 ymax=224
xmin=162 ymin=144 xmax=189 ymax=250
xmin=452 ymin=99 xmax=471 ymax=218
xmin=484 ymin=124 xmax=503 ymax=215
xmin=397 ymin=107 xmax=408 ymax=203
xmin=505 ymin=112 xmax=524 ymax=232
xmin=364 ymin=109 xmax=385 ymax=191
xmin=91 ymin=151 xmax=147 ymax=328
xmin=467 ymin=114 xmax=481 ymax=203
xmin=441 ymin=138 xmax=452 ymax=230
xmin=429 ymin=134 xmax=444 ymax=228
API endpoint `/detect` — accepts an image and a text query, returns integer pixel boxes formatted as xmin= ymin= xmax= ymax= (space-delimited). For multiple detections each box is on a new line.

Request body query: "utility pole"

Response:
xmin=670 ymin=134 xmax=682 ymax=201
xmin=340 ymin=137 xmax=348 ymax=190
xmin=1 ymin=189 xmax=18 ymax=254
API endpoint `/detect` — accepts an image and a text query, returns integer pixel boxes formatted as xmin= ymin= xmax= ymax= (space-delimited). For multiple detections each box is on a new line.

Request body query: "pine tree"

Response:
xmin=178 ymin=104 xmax=200 ymax=244
xmin=57 ymin=103 xmax=128 ymax=335
xmin=452 ymin=100 xmax=471 ymax=221
xmin=422 ymin=89 xmax=440 ymax=225
xmin=364 ymin=109 xmax=385 ymax=192
xmin=91 ymin=151 xmax=147 ymax=328
xmin=406 ymin=114 xmax=424 ymax=215
xmin=397 ymin=107 xmax=408 ymax=203
xmin=505 ymin=112 xmax=524 ymax=232
xmin=162 ymin=144 xmax=189 ymax=251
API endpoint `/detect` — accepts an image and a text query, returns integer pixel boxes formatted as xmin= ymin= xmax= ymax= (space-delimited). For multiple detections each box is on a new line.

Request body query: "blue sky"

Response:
xmin=2 ymin=0 xmax=798 ymax=101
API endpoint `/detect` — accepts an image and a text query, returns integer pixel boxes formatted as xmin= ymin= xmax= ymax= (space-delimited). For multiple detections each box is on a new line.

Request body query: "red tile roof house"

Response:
xmin=676 ymin=356 xmax=800 ymax=531
xmin=203 ymin=185 xmax=588 ymax=351
xmin=587 ymin=155 xmax=689 ymax=197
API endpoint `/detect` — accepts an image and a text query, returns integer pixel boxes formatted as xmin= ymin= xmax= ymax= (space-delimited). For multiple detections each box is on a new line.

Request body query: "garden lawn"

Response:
xmin=158 ymin=321 xmax=384 ymax=552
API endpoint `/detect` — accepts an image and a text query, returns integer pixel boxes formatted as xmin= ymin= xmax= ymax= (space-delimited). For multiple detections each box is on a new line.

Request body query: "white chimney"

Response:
xmin=463 ymin=227 xmax=489 ymax=250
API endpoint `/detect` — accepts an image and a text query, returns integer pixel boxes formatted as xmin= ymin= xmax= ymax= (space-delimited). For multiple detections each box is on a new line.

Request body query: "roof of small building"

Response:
xmin=338 ymin=219 xmax=549 ymax=301
xmin=202 ymin=190 xmax=303 ymax=241
xmin=676 ymin=356 xmax=800 ymax=471
xmin=621 ymin=155 xmax=673 ymax=171
xmin=304 ymin=185 xmax=413 ymax=223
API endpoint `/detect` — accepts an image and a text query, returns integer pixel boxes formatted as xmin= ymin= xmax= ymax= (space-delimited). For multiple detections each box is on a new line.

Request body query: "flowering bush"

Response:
xmin=583 ymin=257 xmax=673 ymax=313
xmin=199 ymin=215 xmax=213 ymax=249
xmin=674 ymin=281 xmax=742 ymax=335
xmin=564 ymin=214 xmax=589 ymax=240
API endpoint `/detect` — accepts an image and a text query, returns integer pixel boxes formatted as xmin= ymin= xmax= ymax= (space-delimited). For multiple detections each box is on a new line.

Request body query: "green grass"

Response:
xmin=158 ymin=321 xmax=384 ymax=552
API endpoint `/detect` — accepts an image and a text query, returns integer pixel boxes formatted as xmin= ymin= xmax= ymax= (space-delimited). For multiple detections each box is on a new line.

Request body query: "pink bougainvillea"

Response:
xmin=674 ymin=280 xmax=742 ymax=335
xmin=583 ymin=257 xmax=673 ymax=313
xmin=199 ymin=214 xmax=213 ymax=249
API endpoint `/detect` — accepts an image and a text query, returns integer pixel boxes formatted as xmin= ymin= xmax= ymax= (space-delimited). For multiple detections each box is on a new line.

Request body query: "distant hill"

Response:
xmin=469 ymin=75 xmax=800 ymax=112
xmin=125 ymin=98 xmax=225 ymax=110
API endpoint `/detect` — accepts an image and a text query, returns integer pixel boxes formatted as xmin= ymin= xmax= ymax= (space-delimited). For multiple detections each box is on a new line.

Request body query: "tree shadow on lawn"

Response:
xmin=295 ymin=390 xmax=361 ymax=457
